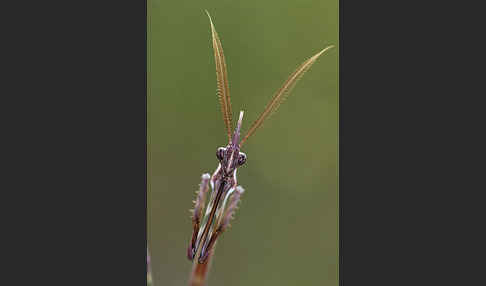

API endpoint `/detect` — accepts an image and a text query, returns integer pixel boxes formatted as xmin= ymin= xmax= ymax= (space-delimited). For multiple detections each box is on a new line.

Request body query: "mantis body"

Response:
xmin=187 ymin=11 xmax=333 ymax=285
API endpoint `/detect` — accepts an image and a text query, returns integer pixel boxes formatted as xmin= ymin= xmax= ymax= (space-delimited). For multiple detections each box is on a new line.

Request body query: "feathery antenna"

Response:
xmin=206 ymin=11 xmax=233 ymax=142
xmin=239 ymin=45 xmax=334 ymax=146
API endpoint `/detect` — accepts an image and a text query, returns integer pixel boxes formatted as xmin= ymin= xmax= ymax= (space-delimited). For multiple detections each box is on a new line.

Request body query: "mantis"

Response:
xmin=187 ymin=11 xmax=333 ymax=285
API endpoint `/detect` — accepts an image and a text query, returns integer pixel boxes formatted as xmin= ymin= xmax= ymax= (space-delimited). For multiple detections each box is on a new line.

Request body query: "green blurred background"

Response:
xmin=148 ymin=1 xmax=338 ymax=285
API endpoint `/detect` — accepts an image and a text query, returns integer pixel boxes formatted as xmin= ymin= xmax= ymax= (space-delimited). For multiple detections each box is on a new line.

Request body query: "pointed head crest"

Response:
xmin=231 ymin=111 xmax=244 ymax=148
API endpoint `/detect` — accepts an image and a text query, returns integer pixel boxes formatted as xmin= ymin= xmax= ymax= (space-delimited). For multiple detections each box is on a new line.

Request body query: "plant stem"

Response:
xmin=147 ymin=248 xmax=153 ymax=286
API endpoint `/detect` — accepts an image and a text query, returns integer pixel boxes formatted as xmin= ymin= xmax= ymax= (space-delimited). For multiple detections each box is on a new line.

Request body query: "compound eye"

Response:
xmin=216 ymin=147 xmax=225 ymax=161
xmin=237 ymin=152 xmax=247 ymax=166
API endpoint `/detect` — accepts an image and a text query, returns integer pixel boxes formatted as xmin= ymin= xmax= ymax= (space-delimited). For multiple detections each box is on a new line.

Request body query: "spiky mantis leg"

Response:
xmin=199 ymin=185 xmax=245 ymax=262
xmin=188 ymin=185 xmax=245 ymax=286
xmin=187 ymin=173 xmax=211 ymax=260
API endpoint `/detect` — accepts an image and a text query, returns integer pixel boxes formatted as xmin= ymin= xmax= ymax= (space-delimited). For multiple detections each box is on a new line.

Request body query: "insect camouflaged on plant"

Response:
xmin=187 ymin=11 xmax=333 ymax=286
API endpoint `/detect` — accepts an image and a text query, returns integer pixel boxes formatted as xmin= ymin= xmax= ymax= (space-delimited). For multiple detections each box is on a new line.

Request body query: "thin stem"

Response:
xmin=147 ymin=248 xmax=153 ymax=286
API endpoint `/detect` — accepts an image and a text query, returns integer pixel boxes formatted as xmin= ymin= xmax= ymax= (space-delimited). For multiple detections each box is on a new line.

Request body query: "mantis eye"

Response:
xmin=237 ymin=152 xmax=247 ymax=166
xmin=216 ymin=147 xmax=225 ymax=161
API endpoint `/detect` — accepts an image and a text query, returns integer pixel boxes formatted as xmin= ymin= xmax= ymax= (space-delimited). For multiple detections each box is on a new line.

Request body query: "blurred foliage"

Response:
xmin=148 ymin=0 xmax=338 ymax=285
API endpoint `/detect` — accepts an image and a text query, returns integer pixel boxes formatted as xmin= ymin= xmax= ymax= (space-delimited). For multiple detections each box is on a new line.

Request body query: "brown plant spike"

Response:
xmin=187 ymin=11 xmax=334 ymax=286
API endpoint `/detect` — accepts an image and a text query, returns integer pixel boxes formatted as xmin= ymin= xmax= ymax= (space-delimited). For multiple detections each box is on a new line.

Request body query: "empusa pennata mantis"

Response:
xmin=187 ymin=11 xmax=333 ymax=286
